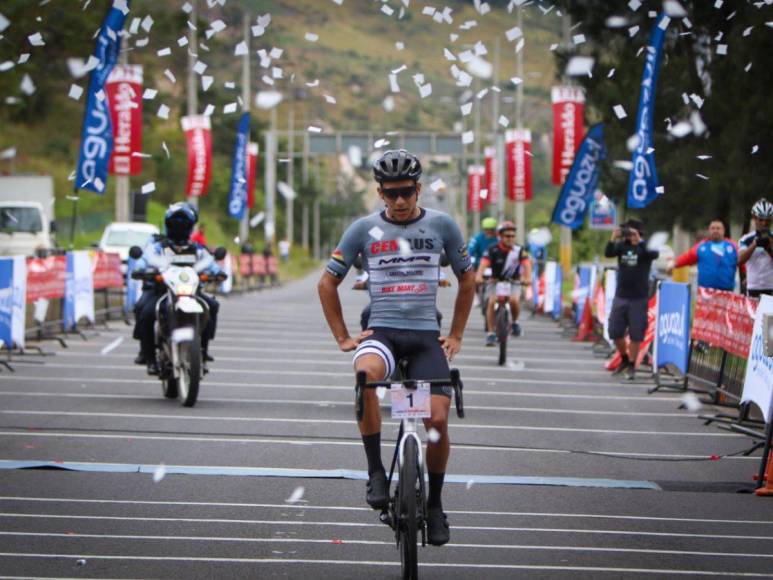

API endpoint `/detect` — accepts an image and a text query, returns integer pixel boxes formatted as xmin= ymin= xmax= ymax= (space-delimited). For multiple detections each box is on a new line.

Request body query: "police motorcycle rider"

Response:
xmin=475 ymin=220 xmax=531 ymax=346
xmin=132 ymin=203 xmax=221 ymax=376
xmin=318 ymin=149 xmax=476 ymax=546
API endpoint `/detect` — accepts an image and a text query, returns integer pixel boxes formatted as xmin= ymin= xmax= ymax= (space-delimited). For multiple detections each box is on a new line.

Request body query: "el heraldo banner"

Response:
xmin=181 ymin=115 xmax=213 ymax=198
xmin=551 ymin=86 xmax=585 ymax=185
xmin=106 ymin=64 xmax=143 ymax=175
xmin=506 ymin=129 xmax=532 ymax=202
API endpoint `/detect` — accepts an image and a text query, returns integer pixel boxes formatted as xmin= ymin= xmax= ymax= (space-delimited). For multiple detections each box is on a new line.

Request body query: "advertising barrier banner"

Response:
xmin=219 ymin=253 xmax=233 ymax=294
xmin=551 ymin=86 xmax=585 ymax=185
xmin=506 ymin=129 xmax=532 ymax=201
xmin=106 ymin=64 xmax=143 ymax=175
xmin=575 ymin=266 xmax=593 ymax=325
xmin=91 ymin=251 xmax=123 ymax=289
xmin=12 ymin=256 xmax=26 ymax=349
xmin=544 ymin=261 xmax=557 ymax=314
xmin=742 ymin=295 xmax=773 ymax=422
xmin=552 ymin=266 xmax=563 ymax=320
xmin=551 ymin=123 xmax=605 ymax=230
xmin=692 ymin=288 xmax=757 ymax=358
xmin=603 ymin=269 xmax=617 ymax=343
xmin=626 ymin=13 xmax=669 ymax=209
xmin=655 ymin=282 xmax=691 ymax=374
xmin=26 ymin=255 xmax=67 ymax=302
xmin=182 ymin=115 xmax=212 ymax=197
xmin=64 ymin=251 xmax=95 ymax=330
xmin=0 ymin=259 xmax=13 ymax=347
xmin=74 ymin=2 xmax=129 ymax=194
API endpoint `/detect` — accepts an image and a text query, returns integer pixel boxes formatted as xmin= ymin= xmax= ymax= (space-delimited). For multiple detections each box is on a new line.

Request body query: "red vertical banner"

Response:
xmin=467 ymin=165 xmax=484 ymax=212
xmin=506 ymin=129 xmax=533 ymax=201
xmin=551 ymin=86 xmax=585 ymax=185
xmin=105 ymin=64 xmax=143 ymax=176
xmin=181 ymin=115 xmax=212 ymax=198
xmin=246 ymin=142 xmax=259 ymax=209
xmin=483 ymin=146 xmax=498 ymax=207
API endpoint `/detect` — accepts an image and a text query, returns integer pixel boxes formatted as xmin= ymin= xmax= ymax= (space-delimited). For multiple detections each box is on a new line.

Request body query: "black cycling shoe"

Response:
xmin=426 ymin=507 xmax=450 ymax=546
xmin=146 ymin=360 xmax=159 ymax=376
xmin=366 ymin=471 xmax=389 ymax=510
xmin=134 ymin=352 xmax=147 ymax=365
xmin=203 ymin=351 xmax=214 ymax=362
xmin=611 ymin=360 xmax=630 ymax=376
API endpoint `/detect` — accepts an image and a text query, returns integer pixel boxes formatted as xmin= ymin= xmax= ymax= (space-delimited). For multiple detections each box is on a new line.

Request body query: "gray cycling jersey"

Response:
xmin=326 ymin=208 xmax=472 ymax=330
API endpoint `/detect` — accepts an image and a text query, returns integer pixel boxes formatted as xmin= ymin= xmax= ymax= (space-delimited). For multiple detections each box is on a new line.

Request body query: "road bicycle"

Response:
xmin=489 ymin=280 xmax=527 ymax=366
xmin=355 ymin=367 xmax=465 ymax=580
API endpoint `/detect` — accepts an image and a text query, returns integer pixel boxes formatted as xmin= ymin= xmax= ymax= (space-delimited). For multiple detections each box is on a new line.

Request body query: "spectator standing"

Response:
xmin=190 ymin=224 xmax=208 ymax=247
xmin=668 ymin=219 xmax=738 ymax=291
xmin=739 ymin=199 xmax=773 ymax=297
xmin=278 ymin=239 xmax=291 ymax=263
xmin=604 ymin=218 xmax=659 ymax=380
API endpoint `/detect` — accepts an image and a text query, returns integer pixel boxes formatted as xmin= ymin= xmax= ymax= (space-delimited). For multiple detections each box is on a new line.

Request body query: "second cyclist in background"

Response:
xmin=475 ymin=221 xmax=531 ymax=346
xmin=468 ymin=217 xmax=499 ymax=271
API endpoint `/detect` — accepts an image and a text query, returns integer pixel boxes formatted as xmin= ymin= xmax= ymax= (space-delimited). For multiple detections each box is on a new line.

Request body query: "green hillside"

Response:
xmin=0 ymin=0 xmax=563 ymax=253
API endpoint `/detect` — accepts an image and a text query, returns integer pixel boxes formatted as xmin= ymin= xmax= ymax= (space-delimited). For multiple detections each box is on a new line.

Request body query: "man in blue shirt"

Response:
xmin=467 ymin=217 xmax=499 ymax=270
xmin=668 ymin=219 xmax=738 ymax=291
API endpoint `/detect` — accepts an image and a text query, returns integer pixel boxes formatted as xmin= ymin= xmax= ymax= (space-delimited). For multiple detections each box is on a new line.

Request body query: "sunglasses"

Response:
xmin=382 ymin=186 xmax=417 ymax=200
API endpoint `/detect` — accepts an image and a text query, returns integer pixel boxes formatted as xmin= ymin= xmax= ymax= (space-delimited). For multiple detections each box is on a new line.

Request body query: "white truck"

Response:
xmin=0 ymin=175 xmax=56 ymax=257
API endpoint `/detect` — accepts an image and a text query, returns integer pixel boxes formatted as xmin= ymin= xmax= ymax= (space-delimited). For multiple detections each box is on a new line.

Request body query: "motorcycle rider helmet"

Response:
xmin=481 ymin=217 xmax=498 ymax=230
xmin=497 ymin=220 xmax=516 ymax=234
xmin=164 ymin=202 xmax=198 ymax=244
xmin=372 ymin=149 xmax=422 ymax=184
xmin=751 ymin=199 xmax=773 ymax=220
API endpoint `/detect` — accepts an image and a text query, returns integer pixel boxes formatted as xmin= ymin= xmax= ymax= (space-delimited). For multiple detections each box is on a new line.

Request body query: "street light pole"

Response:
xmin=559 ymin=10 xmax=573 ymax=277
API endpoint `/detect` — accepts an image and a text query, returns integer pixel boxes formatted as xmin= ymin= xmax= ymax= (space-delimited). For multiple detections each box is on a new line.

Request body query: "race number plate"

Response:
xmin=495 ymin=281 xmax=512 ymax=297
xmin=390 ymin=382 xmax=431 ymax=419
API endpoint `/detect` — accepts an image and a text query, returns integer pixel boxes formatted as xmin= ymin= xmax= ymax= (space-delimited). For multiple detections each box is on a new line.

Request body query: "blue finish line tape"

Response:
xmin=0 ymin=460 xmax=661 ymax=490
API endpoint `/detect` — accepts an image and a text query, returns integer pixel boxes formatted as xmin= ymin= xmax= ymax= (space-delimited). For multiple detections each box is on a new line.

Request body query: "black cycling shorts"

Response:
xmin=353 ymin=327 xmax=452 ymax=398
xmin=608 ymin=296 xmax=648 ymax=342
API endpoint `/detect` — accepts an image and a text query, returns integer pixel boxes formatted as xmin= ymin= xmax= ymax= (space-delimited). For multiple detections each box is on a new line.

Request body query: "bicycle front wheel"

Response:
xmin=495 ymin=305 xmax=509 ymax=366
xmin=398 ymin=436 xmax=420 ymax=580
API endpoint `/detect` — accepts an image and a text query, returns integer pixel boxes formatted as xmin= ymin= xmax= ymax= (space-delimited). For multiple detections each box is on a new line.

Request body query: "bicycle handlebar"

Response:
xmin=355 ymin=368 xmax=465 ymax=421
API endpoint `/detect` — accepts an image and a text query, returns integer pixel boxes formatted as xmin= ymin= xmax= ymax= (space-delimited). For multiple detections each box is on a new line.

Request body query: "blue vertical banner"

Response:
xmin=626 ymin=13 xmax=669 ymax=209
xmin=655 ymin=282 xmax=691 ymax=373
xmin=551 ymin=123 xmax=606 ymax=230
xmin=0 ymin=259 xmax=13 ymax=348
xmin=552 ymin=267 xmax=562 ymax=320
xmin=64 ymin=251 xmax=95 ymax=330
xmin=75 ymin=1 xmax=131 ymax=194
xmin=227 ymin=113 xmax=251 ymax=220
xmin=575 ymin=266 xmax=593 ymax=325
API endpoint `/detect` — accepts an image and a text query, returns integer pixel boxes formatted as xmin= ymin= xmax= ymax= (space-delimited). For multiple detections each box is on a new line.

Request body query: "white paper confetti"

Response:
xmin=510 ymin=76 xmax=522 ymax=85
xmin=443 ymin=48 xmax=456 ymax=61
xmin=152 ymin=463 xmax=166 ymax=482
xmin=18 ymin=53 xmax=30 ymax=65
xmin=696 ymin=155 xmax=712 ymax=160
xmin=177 ymin=36 xmax=188 ymax=47
xmin=505 ymin=26 xmax=522 ymax=42
xmin=613 ymin=104 xmax=627 ymax=119
xmin=28 ymin=32 xmax=44 ymax=46
xmin=460 ymin=102 xmax=473 ymax=116
xmin=680 ymin=392 xmax=703 ymax=412
xmin=0 ymin=13 xmax=9 ymax=33
xmin=206 ymin=19 xmax=226 ymax=39
xmin=0 ymin=61 xmax=15 ymax=72
xmin=202 ymin=76 xmax=213 ymax=91
xmin=397 ymin=238 xmax=412 ymax=257
xmin=572 ymin=34 xmax=586 ymax=45
xmin=690 ymin=93 xmax=704 ymax=109
xmin=286 ymin=486 xmax=305 ymax=503
xmin=224 ymin=102 xmax=238 ymax=114
xmin=20 ymin=74 xmax=35 ymax=95
xmin=141 ymin=15 xmax=154 ymax=33
xmin=462 ymin=131 xmax=474 ymax=145
xmin=465 ymin=479 xmax=475 ymax=490
xmin=628 ymin=0 xmax=642 ymax=10
xmin=607 ymin=68 xmax=616 ymax=78
xmin=164 ymin=69 xmax=176 ymax=84
xmin=382 ymin=96 xmax=394 ymax=112
xmin=663 ymin=0 xmax=688 ymax=17
xmin=157 ymin=105 xmax=169 ymax=119
xmin=305 ymin=32 xmax=319 ymax=42
xmin=395 ymin=41 xmax=404 ymax=50
xmin=142 ymin=88 xmax=157 ymax=100
xmin=100 ymin=336 xmax=124 ymax=355
xmin=369 ymin=226 xmax=384 ymax=240
xmin=419 ymin=83 xmax=432 ymax=98
xmin=376 ymin=386 xmax=386 ymax=400
xmin=308 ymin=126 xmax=322 ymax=133
xmin=628 ymin=25 xmax=640 ymax=36
xmin=141 ymin=181 xmax=156 ymax=194
xmin=498 ymin=115 xmax=509 ymax=127
xmin=430 ymin=179 xmax=445 ymax=192
xmin=68 ymin=84 xmax=84 ymax=100
xmin=162 ymin=142 xmax=170 ymax=159
xmin=752 ymin=145 xmax=759 ymax=155
xmin=388 ymin=74 xmax=400 ymax=93
xmin=566 ymin=56 xmax=594 ymax=76
xmin=696 ymin=173 xmax=709 ymax=180
xmin=193 ymin=61 xmax=207 ymax=75
xmin=182 ymin=2 xmax=193 ymax=13
xmin=157 ymin=47 xmax=171 ymax=57
xmin=381 ymin=4 xmax=394 ymax=15
xmin=716 ymin=44 xmax=727 ymax=56
xmin=234 ymin=41 xmax=247 ymax=56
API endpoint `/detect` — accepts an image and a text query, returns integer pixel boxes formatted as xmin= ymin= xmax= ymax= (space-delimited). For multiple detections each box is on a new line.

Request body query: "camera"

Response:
xmin=756 ymin=230 xmax=771 ymax=250
xmin=621 ymin=226 xmax=632 ymax=239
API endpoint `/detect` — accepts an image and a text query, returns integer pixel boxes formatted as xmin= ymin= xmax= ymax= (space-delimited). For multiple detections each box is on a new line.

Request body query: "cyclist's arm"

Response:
xmin=738 ymin=237 xmax=756 ymax=265
xmin=318 ymin=271 xmax=352 ymax=347
xmin=475 ymin=256 xmax=491 ymax=284
xmin=520 ymin=253 xmax=532 ymax=283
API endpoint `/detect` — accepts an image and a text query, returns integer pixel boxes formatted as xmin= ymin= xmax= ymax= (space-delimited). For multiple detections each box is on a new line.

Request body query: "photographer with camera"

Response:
xmin=738 ymin=199 xmax=773 ymax=298
xmin=604 ymin=218 xmax=659 ymax=380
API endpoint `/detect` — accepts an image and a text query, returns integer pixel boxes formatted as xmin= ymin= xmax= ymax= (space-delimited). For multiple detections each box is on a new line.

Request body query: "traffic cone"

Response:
xmin=573 ymin=297 xmax=594 ymax=342
xmin=755 ymin=450 xmax=773 ymax=496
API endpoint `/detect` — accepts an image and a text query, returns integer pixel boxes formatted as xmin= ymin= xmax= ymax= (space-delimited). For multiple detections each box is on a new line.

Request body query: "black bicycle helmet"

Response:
xmin=372 ymin=149 xmax=422 ymax=184
xmin=164 ymin=202 xmax=197 ymax=244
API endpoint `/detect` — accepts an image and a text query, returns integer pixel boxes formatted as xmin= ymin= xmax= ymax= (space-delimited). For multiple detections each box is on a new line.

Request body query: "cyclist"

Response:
xmin=739 ymin=199 xmax=773 ymax=297
xmin=475 ymin=220 xmax=531 ymax=346
xmin=132 ymin=202 xmax=221 ymax=375
xmin=318 ymin=149 xmax=475 ymax=547
xmin=468 ymin=216 xmax=499 ymax=271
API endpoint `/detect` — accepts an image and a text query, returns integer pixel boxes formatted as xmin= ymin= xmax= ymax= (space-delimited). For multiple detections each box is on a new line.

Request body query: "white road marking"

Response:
xmin=0 ymin=410 xmax=738 ymax=437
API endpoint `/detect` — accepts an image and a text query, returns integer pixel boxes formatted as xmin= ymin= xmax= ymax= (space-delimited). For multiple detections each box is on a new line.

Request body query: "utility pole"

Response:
xmin=264 ymin=106 xmax=277 ymax=249
xmin=286 ymin=105 xmax=294 ymax=247
xmin=472 ymin=76 xmax=481 ymax=235
xmin=186 ymin=0 xmax=198 ymax=211
xmin=514 ymin=4 xmax=525 ymax=246
xmin=559 ymin=11 xmax=573 ymax=277
xmin=302 ymin=119 xmax=310 ymax=252
xmin=115 ymin=49 xmax=130 ymax=222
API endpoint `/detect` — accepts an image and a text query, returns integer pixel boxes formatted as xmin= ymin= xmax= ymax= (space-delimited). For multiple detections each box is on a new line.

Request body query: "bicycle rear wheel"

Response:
xmin=495 ymin=304 xmax=509 ymax=366
xmin=398 ymin=436 xmax=419 ymax=580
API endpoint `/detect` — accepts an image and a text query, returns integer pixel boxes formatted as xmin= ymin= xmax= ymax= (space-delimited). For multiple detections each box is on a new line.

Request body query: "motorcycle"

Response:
xmin=129 ymin=244 xmax=227 ymax=407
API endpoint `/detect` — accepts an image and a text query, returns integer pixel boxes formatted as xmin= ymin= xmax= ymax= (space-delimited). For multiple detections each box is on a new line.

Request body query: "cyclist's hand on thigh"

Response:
xmin=439 ymin=335 xmax=462 ymax=361
xmin=338 ymin=329 xmax=374 ymax=352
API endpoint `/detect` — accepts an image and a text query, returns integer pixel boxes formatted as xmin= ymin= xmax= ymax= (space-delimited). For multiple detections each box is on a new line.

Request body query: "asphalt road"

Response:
xmin=1 ymin=270 xmax=773 ymax=579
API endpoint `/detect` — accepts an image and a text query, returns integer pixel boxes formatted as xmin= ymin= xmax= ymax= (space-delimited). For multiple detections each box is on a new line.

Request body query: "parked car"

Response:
xmin=99 ymin=222 xmax=159 ymax=272
xmin=0 ymin=175 xmax=56 ymax=257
